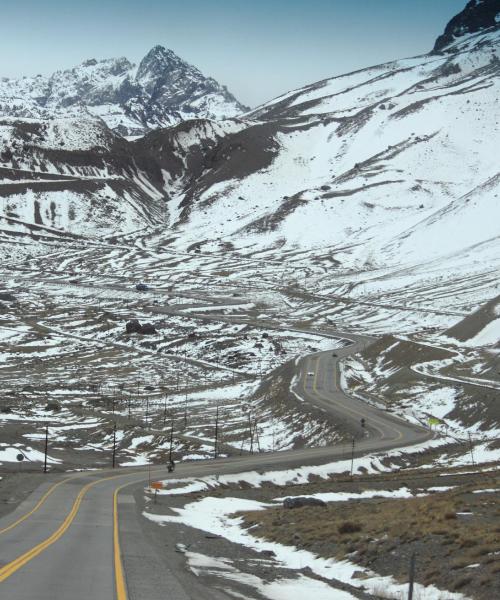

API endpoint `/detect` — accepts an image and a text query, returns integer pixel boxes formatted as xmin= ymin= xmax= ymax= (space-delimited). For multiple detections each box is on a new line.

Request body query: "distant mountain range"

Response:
xmin=0 ymin=45 xmax=247 ymax=136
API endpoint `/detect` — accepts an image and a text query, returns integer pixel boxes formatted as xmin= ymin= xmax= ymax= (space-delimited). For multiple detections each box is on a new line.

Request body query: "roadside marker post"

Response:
xmin=151 ymin=481 xmax=163 ymax=504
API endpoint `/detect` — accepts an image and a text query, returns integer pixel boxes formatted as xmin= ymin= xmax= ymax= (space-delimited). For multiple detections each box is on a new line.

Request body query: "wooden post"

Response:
xmin=214 ymin=403 xmax=219 ymax=459
xmin=350 ymin=437 xmax=355 ymax=480
xmin=408 ymin=552 xmax=416 ymax=600
xmin=468 ymin=433 xmax=475 ymax=466
xmin=248 ymin=413 xmax=254 ymax=455
xmin=112 ymin=422 xmax=117 ymax=469
xmin=169 ymin=420 xmax=174 ymax=463
xmin=43 ymin=423 xmax=49 ymax=474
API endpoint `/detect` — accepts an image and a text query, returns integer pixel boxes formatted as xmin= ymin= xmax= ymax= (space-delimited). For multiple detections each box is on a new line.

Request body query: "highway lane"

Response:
xmin=300 ymin=340 xmax=424 ymax=446
xmin=0 ymin=332 xmax=432 ymax=599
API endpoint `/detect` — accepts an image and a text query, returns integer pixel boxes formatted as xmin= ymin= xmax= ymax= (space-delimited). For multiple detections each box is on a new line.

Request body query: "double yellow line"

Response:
xmin=113 ymin=482 xmax=131 ymax=600
xmin=0 ymin=470 xmax=159 ymax=598
xmin=0 ymin=476 xmax=98 ymax=583
xmin=0 ymin=478 xmax=69 ymax=536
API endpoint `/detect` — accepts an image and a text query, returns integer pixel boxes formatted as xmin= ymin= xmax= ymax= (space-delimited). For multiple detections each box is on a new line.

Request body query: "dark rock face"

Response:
xmin=125 ymin=319 xmax=157 ymax=335
xmin=0 ymin=292 xmax=16 ymax=302
xmin=139 ymin=322 xmax=157 ymax=335
xmin=433 ymin=0 xmax=500 ymax=52
xmin=131 ymin=45 xmax=246 ymax=129
xmin=45 ymin=402 xmax=61 ymax=412
xmin=126 ymin=319 xmax=143 ymax=334
xmin=282 ymin=497 xmax=327 ymax=509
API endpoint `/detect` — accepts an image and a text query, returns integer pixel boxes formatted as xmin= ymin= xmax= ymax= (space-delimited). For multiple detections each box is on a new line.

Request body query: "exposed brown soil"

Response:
xmin=446 ymin=294 xmax=500 ymax=343
xmin=237 ymin=469 xmax=500 ymax=600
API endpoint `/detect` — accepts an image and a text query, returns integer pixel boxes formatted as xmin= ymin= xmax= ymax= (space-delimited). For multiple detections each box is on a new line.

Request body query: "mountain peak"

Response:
xmin=0 ymin=45 xmax=246 ymax=135
xmin=433 ymin=0 xmax=500 ymax=52
xmin=136 ymin=45 xmax=188 ymax=81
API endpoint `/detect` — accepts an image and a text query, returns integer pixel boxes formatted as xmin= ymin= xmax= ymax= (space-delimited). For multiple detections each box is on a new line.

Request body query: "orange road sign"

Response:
xmin=151 ymin=482 xmax=163 ymax=490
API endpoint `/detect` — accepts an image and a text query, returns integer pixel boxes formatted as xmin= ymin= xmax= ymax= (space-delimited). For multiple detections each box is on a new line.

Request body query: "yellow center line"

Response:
xmin=113 ymin=484 xmax=129 ymax=600
xmin=0 ymin=478 xmax=96 ymax=583
xmin=0 ymin=469 xmax=161 ymax=585
xmin=0 ymin=478 xmax=70 ymax=536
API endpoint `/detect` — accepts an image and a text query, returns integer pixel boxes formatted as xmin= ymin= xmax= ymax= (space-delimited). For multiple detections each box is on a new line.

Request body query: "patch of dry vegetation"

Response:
xmin=239 ymin=478 xmax=500 ymax=599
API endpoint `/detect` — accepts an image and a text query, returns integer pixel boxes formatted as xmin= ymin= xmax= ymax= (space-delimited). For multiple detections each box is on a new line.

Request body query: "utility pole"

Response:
xmin=43 ymin=423 xmax=49 ymax=474
xmin=112 ymin=423 xmax=117 ymax=469
xmin=168 ymin=420 xmax=174 ymax=463
xmin=408 ymin=552 xmax=416 ymax=600
xmin=468 ymin=433 xmax=475 ymax=466
xmin=248 ymin=413 xmax=254 ymax=455
xmin=254 ymin=418 xmax=261 ymax=453
xmin=184 ymin=385 xmax=188 ymax=429
xmin=214 ymin=403 xmax=219 ymax=459
xmin=350 ymin=437 xmax=355 ymax=480
xmin=163 ymin=397 xmax=168 ymax=427
xmin=145 ymin=396 xmax=149 ymax=428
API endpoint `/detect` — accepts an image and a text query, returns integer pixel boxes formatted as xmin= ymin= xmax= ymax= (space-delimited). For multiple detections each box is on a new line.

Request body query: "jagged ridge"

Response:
xmin=0 ymin=45 xmax=247 ymax=136
xmin=433 ymin=0 xmax=500 ymax=52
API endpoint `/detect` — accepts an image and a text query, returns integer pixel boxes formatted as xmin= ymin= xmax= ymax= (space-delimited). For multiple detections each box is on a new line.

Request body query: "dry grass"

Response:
xmin=238 ymin=479 xmax=500 ymax=599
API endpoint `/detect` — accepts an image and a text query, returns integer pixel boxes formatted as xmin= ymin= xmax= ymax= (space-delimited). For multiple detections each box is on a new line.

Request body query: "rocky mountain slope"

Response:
xmin=1 ymin=0 xmax=499 ymax=497
xmin=0 ymin=45 xmax=246 ymax=136
xmin=156 ymin=3 xmax=499 ymax=308
xmin=434 ymin=0 xmax=500 ymax=52
xmin=1 ymin=0 xmax=499 ymax=322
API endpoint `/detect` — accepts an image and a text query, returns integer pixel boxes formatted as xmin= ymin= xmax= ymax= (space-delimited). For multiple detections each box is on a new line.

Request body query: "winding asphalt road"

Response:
xmin=0 ymin=332 xmax=431 ymax=599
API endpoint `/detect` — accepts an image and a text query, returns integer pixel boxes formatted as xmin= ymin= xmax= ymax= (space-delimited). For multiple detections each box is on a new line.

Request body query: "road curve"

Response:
xmin=0 ymin=332 xmax=432 ymax=599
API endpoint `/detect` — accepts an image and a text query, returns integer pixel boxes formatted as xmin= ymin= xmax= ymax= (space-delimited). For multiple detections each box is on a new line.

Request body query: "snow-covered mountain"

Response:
xmin=1 ymin=0 xmax=499 ymax=321
xmin=433 ymin=0 xmax=500 ymax=52
xmin=0 ymin=45 xmax=246 ymax=136
xmin=153 ymin=0 xmax=499 ymax=318
xmin=168 ymin=5 xmax=499 ymax=254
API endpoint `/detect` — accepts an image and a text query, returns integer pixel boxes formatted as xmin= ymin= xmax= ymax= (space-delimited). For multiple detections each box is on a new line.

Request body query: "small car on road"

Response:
xmin=135 ymin=283 xmax=149 ymax=292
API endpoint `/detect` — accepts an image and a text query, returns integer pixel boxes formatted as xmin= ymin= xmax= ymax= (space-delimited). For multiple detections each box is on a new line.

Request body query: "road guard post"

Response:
xmin=151 ymin=481 xmax=163 ymax=504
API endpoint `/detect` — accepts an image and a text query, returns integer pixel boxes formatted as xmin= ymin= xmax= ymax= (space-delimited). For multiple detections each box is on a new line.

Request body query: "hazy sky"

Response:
xmin=0 ymin=0 xmax=466 ymax=107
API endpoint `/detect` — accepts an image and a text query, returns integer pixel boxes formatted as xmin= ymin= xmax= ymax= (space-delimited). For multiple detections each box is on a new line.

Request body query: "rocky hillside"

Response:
xmin=0 ymin=1 xmax=499 ymax=320
xmin=0 ymin=46 xmax=246 ymax=136
xmin=433 ymin=0 xmax=500 ymax=52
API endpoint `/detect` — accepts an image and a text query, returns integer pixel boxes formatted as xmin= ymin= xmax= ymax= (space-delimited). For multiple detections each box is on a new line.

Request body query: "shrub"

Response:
xmin=453 ymin=575 xmax=472 ymax=590
xmin=338 ymin=521 xmax=362 ymax=535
